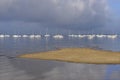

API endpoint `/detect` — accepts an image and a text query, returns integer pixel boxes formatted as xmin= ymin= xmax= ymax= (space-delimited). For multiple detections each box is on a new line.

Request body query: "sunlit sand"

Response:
xmin=19 ymin=48 xmax=120 ymax=64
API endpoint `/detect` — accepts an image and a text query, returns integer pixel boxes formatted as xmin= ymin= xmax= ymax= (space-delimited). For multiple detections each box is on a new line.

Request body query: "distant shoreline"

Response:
xmin=18 ymin=48 xmax=120 ymax=64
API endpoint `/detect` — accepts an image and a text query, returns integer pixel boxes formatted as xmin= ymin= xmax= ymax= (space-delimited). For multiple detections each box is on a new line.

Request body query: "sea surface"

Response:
xmin=0 ymin=36 xmax=120 ymax=80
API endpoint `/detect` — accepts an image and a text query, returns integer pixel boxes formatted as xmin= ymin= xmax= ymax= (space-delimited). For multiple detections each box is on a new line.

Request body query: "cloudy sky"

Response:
xmin=0 ymin=0 xmax=119 ymax=34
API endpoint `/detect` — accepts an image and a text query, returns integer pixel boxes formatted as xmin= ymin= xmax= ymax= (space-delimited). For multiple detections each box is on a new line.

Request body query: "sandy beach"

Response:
xmin=19 ymin=48 xmax=120 ymax=64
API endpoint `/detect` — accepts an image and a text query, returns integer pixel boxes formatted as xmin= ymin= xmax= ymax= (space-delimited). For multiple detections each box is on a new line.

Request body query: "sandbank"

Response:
xmin=19 ymin=48 xmax=120 ymax=64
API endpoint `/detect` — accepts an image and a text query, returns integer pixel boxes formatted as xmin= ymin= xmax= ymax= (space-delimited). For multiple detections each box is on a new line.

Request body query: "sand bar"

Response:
xmin=19 ymin=48 xmax=120 ymax=64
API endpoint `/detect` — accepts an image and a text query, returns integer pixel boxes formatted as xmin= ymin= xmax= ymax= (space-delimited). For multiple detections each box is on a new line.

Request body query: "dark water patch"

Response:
xmin=10 ymin=58 xmax=65 ymax=78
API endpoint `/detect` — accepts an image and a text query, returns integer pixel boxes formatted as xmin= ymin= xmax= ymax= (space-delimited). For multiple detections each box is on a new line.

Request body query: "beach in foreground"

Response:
xmin=19 ymin=48 xmax=120 ymax=64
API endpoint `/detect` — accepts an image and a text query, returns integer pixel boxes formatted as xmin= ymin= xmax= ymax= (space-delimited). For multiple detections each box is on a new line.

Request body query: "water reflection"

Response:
xmin=0 ymin=57 xmax=34 ymax=80
xmin=41 ymin=63 xmax=106 ymax=80
xmin=12 ymin=59 xmax=120 ymax=80
xmin=105 ymin=65 xmax=120 ymax=80
xmin=11 ymin=58 xmax=108 ymax=80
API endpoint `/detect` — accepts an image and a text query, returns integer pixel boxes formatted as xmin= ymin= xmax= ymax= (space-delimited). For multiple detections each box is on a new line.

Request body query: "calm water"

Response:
xmin=0 ymin=36 xmax=120 ymax=80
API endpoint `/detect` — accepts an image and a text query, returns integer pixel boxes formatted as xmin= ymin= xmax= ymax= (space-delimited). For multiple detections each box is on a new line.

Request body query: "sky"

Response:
xmin=109 ymin=0 xmax=120 ymax=15
xmin=0 ymin=0 xmax=119 ymax=34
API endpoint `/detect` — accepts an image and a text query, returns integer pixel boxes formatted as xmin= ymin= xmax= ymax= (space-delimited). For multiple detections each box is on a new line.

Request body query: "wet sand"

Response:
xmin=19 ymin=48 xmax=120 ymax=64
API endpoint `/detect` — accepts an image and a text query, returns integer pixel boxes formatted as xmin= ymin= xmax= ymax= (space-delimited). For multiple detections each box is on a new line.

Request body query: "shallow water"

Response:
xmin=0 ymin=36 xmax=120 ymax=80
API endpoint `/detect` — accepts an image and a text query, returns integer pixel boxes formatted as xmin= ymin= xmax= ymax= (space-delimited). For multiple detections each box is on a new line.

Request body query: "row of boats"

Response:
xmin=68 ymin=34 xmax=118 ymax=39
xmin=0 ymin=34 xmax=118 ymax=39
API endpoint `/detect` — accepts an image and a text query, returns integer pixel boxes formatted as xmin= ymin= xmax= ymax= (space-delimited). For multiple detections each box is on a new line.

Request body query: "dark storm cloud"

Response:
xmin=0 ymin=0 xmax=109 ymax=30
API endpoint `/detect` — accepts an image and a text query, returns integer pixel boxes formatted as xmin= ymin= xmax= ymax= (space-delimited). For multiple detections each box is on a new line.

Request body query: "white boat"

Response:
xmin=12 ymin=35 xmax=21 ymax=38
xmin=29 ymin=35 xmax=35 ymax=38
xmin=87 ymin=35 xmax=95 ymax=40
xmin=44 ymin=34 xmax=50 ymax=38
xmin=78 ymin=35 xmax=86 ymax=38
xmin=53 ymin=35 xmax=64 ymax=39
xmin=96 ymin=35 xmax=106 ymax=38
xmin=44 ymin=28 xmax=50 ymax=38
xmin=22 ymin=35 xmax=29 ymax=38
xmin=34 ymin=35 xmax=41 ymax=38
xmin=107 ymin=35 xmax=118 ymax=39
xmin=0 ymin=35 xmax=4 ymax=38
xmin=29 ymin=35 xmax=41 ymax=38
